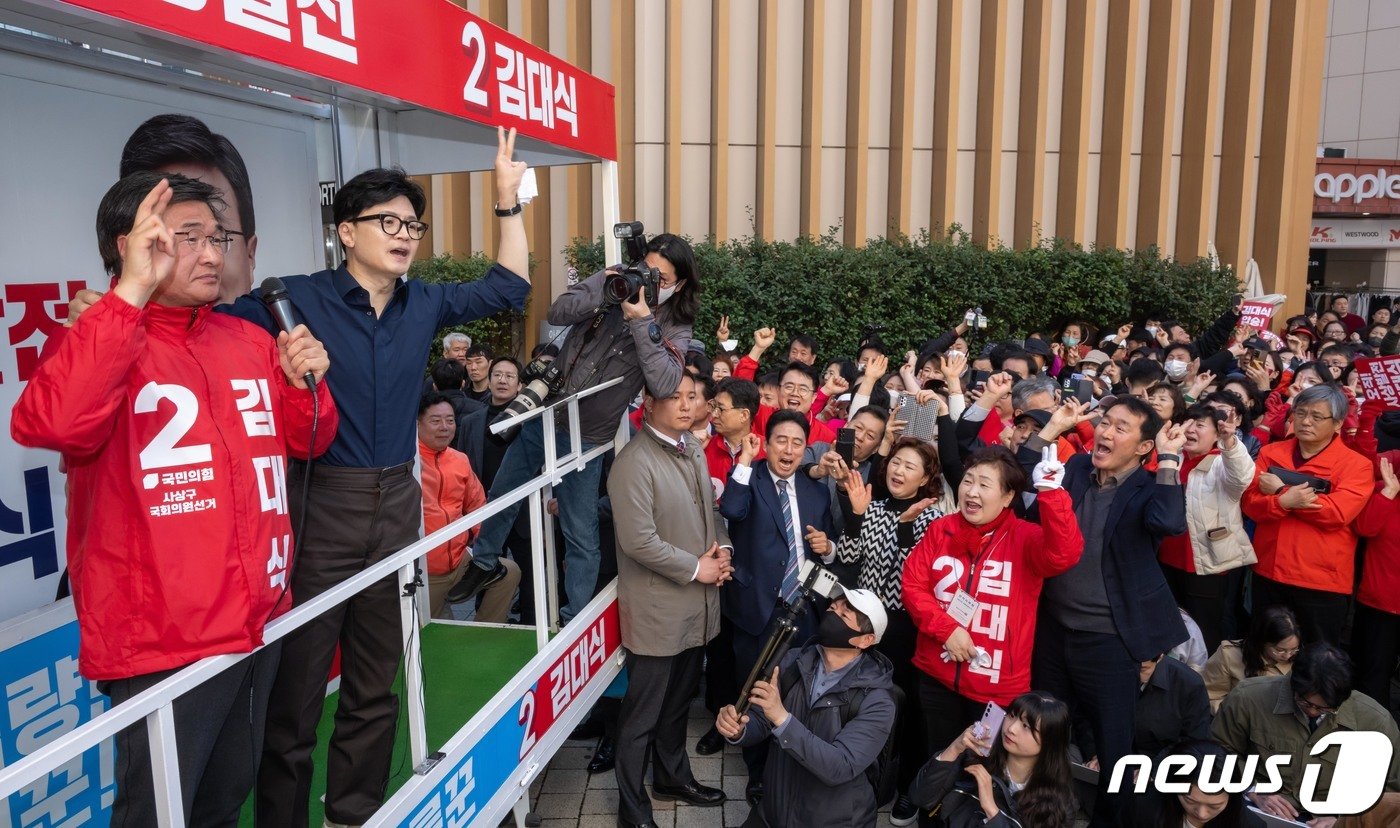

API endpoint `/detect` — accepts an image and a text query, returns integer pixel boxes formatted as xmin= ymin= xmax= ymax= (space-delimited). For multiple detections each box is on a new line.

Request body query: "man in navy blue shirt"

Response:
xmin=231 ymin=129 xmax=531 ymax=828
xmin=64 ymin=127 xmax=531 ymax=824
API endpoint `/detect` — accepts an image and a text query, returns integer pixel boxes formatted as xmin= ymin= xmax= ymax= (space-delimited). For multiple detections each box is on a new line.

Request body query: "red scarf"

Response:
xmin=946 ymin=506 xmax=1016 ymax=561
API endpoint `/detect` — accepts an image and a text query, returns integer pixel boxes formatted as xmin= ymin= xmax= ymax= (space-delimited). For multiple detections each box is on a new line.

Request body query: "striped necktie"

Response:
xmin=776 ymin=478 xmax=801 ymax=601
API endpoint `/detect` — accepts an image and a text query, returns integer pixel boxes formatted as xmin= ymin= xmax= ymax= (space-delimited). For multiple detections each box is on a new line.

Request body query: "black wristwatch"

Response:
xmin=494 ymin=201 xmax=523 ymax=217
xmin=1157 ymin=453 xmax=1182 ymax=465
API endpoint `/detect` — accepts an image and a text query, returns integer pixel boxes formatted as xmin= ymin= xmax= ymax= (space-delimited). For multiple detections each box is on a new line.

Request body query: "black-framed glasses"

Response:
xmin=173 ymin=231 xmax=233 ymax=254
xmin=223 ymin=229 xmax=248 ymax=243
xmin=348 ymin=213 xmax=429 ymax=240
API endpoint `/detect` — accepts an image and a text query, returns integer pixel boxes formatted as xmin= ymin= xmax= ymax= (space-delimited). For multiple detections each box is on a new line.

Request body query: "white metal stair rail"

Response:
xmin=0 ymin=376 xmax=623 ymax=828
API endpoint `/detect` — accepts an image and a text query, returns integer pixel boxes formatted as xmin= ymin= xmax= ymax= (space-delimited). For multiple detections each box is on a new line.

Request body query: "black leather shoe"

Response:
xmin=445 ymin=562 xmax=505 ymax=604
xmin=569 ymin=712 xmax=605 ymax=741
xmin=695 ymin=726 xmax=724 ymax=755
xmin=745 ymin=780 xmax=764 ymax=807
xmin=651 ymin=780 xmax=725 ymax=807
xmin=616 ymin=821 xmax=659 ymax=828
xmin=587 ymin=736 xmax=615 ymax=774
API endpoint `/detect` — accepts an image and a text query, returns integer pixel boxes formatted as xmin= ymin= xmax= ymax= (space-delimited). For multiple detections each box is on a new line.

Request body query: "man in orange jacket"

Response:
xmin=1242 ymin=384 xmax=1373 ymax=645
xmin=418 ymin=393 xmax=519 ymax=620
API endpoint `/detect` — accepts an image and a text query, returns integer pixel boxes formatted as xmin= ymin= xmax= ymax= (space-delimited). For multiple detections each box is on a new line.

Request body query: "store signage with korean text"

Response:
xmin=57 ymin=0 xmax=617 ymax=161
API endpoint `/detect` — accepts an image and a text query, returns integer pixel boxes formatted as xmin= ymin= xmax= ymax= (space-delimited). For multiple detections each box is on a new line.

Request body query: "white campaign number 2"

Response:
xmin=461 ymin=21 xmax=489 ymax=108
xmin=134 ymin=382 xmax=212 ymax=470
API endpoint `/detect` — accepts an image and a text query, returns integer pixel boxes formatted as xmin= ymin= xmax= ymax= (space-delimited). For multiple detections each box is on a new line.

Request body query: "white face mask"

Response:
xmin=656 ymin=284 xmax=677 ymax=305
xmin=1165 ymin=359 xmax=1189 ymax=380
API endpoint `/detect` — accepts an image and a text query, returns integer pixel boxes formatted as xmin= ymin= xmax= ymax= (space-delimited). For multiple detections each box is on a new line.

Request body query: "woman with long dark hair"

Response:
xmin=909 ymin=691 xmax=1076 ymax=827
xmin=1120 ymin=740 xmax=1265 ymax=827
xmin=1202 ymin=605 xmax=1301 ymax=712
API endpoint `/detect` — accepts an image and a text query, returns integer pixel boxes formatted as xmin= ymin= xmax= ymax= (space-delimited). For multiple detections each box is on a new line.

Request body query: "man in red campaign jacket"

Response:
xmin=11 ymin=172 xmax=336 ymax=827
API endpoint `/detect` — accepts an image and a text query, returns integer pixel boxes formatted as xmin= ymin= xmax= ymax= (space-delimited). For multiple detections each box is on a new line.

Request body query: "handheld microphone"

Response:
xmin=259 ymin=276 xmax=316 ymax=391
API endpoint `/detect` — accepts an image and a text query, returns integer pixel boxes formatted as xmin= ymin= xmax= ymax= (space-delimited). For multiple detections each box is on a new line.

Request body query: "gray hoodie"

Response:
xmin=736 ymin=643 xmax=896 ymax=827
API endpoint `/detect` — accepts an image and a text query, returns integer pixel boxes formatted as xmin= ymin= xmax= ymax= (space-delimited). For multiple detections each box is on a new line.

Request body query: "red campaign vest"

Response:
xmin=11 ymin=294 xmax=337 ymax=680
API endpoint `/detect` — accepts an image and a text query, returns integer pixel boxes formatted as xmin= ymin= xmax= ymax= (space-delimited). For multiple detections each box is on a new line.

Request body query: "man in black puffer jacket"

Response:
xmin=716 ymin=588 xmax=896 ymax=827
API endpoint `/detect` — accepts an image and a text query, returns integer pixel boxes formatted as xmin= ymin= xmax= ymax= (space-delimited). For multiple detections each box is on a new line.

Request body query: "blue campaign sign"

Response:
xmin=0 ymin=615 xmax=113 ymax=828
xmin=403 ymin=692 xmax=533 ymax=827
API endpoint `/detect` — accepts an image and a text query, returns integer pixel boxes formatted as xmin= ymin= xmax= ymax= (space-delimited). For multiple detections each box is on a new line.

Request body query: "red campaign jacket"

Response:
xmin=1356 ymin=450 xmax=1400 ymax=615
xmin=902 ymin=489 xmax=1083 ymax=706
xmin=419 ymin=440 xmax=486 ymax=576
xmin=10 ymin=294 xmax=337 ymax=680
xmin=732 ymin=355 xmax=838 ymax=444
xmin=1241 ymin=435 xmax=1373 ymax=595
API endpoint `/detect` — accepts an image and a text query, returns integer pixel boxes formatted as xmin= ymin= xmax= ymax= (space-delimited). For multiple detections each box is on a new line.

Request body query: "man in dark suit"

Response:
xmin=1029 ymin=396 xmax=1188 ymax=826
xmin=719 ymin=409 xmax=835 ymax=806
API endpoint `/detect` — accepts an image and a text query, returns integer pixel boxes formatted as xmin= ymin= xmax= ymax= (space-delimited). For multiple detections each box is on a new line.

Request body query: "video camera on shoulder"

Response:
xmin=604 ymin=221 xmax=662 ymax=307
xmin=736 ymin=560 xmax=842 ymax=714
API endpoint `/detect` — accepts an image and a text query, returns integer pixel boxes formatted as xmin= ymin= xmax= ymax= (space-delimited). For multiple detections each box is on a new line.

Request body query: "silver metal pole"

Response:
xmin=147 ymin=705 xmax=185 ymax=828
xmin=399 ymin=560 xmax=428 ymax=769
xmin=528 ymin=490 xmax=549 ymax=649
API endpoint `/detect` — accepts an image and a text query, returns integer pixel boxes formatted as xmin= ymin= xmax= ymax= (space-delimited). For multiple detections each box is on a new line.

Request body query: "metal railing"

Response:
xmin=0 ymin=376 xmax=624 ymax=828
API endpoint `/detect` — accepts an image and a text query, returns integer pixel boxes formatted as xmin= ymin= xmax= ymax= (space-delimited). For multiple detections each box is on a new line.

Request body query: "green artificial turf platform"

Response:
xmin=239 ymin=622 xmax=538 ymax=827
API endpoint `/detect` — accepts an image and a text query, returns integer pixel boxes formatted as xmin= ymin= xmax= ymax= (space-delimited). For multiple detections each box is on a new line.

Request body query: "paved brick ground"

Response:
xmin=509 ymin=695 xmax=1093 ymax=827
xmin=513 ymin=697 xmax=889 ymax=828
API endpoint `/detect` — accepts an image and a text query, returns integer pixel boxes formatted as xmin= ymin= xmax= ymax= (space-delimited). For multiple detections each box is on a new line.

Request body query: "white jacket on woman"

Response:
xmin=1182 ymin=437 xmax=1257 ymax=575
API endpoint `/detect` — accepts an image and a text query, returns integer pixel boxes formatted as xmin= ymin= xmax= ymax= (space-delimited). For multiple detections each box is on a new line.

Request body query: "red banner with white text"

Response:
xmin=59 ymin=0 xmax=617 ymax=160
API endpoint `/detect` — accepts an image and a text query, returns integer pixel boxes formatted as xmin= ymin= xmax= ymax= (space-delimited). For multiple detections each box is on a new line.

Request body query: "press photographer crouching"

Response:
xmin=453 ymin=226 xmax=698 ymax=622
xmin=716 ymin=587 xmax=897 ymax=828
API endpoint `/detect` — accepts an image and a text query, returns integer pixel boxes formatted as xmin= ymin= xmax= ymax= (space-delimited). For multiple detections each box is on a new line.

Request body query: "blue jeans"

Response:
xmin=469 ymin=418 xmax=602 ymax=622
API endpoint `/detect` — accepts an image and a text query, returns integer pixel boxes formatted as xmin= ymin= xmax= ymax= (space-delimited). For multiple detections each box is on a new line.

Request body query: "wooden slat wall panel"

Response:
xmin=1014 ymin=0 xmax=1052 ymax=249
xmin=1175 ymin=0 xmax=1226 ymax=262
xmin=843 ymin=0 xmax=872 ymax=246
xmin=886 ymin=0 xmax=917 ymax=237
xmin=755 ymin=0 xmax=780 ymax=241
xmin=971 ymin=0 xmax=1007 ymax=246
xmin=567 ymin=0 xmax=594 ymax=245
xmin=930 ymin=0 xmax=963 ymax=233
xmin=1255 ymin=0 xmax=1326 ymax=314
xmin=1095 ymin=0 xmax=1141 ymax=249
xmin=665 ymin=0 xmax=684 ymax=231
xmin=611 ymin=0 xmax=637 ymax=221
xmin=800 ymin=0 xmax=826 ymax=238
xmin=522 ymin=0 xmax=553 ymax=352
xmin=1215 ymin=0 xmax=1268 ymax=277
xmin=710 ymin=0 xmax=731 ymax=242
xmin=1056 ymin=0 xmax=1098 ymax=243
xmin=1136 ymin=0 xmax=1184 ymax=249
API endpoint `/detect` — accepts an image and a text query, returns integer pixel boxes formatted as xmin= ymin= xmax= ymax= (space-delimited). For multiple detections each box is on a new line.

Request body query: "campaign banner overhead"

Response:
xmin=58 ymin=0 xmax=618 ymax=162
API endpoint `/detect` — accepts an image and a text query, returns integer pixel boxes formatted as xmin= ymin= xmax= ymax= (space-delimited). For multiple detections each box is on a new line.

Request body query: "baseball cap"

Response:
xmin=1014 ymin=409 xmax=1053 ymax=430
xmin=1080 ymin=349 xmax=1112 ymax=366
xmin=836 ymin=587 xmax=888 ymax=643
xmin=1022 ymin=338 xmax=1052 ymax=358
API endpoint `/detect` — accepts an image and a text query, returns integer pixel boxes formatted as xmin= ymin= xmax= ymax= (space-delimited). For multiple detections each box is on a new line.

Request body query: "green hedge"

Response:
xmin=563 ymin=230 xmax=1239 ymax=360
xmin=410 ymin=253 xmax=528 ymax=363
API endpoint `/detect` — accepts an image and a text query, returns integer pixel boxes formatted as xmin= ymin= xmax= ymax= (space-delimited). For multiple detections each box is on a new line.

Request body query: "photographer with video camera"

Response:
xmin=453 ymin=226 xmax=698 ymax=622
xmin=716 ymin=589 xmax=897 ymax=828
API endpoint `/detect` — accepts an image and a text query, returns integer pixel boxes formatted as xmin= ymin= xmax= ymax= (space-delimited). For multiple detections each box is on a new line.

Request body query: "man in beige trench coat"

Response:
xmin=608 ymin=372 xmax=734 ymax=828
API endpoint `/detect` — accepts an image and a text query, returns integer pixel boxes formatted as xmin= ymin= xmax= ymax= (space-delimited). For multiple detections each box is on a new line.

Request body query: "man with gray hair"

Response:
xmin=442 ymin=332 xmax=471 ymax=367
xmin=1243 ymin=383 xmax=1373 ymax=645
